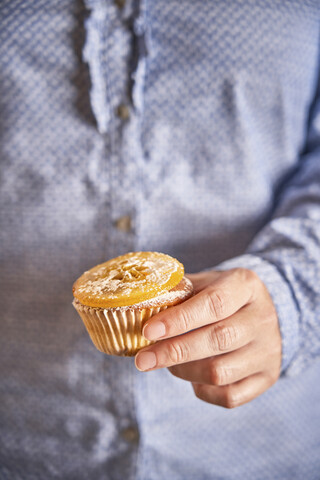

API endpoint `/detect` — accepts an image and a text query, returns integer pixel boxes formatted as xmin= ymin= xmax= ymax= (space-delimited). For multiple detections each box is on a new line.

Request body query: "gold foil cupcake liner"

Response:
xmin=73 ymin=300 xmax=168 ymax=356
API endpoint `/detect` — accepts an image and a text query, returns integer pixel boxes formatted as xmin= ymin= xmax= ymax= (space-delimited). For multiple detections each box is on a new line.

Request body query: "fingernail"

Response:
xmin=135 ymin=351 xmax=157 ymax=371
xmin=143 ymin=321 xmax=166 ymax=340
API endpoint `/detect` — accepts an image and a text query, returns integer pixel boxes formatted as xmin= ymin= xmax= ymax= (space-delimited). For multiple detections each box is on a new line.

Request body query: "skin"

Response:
xmin=135 ymin=268 xmax=282 ymax=408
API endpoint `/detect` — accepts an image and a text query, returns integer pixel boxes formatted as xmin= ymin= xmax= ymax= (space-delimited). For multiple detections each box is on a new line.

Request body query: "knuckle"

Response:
xmin=176 ymin=308 xmax=191 ymax=333
xmin=206 ymin=287 xmax=226 ymax=320
xmin=266 ymin=361 xmax=281 ymax=384
xmin=269 ymin=370 xmax=280 ymax=385
xmin=166 ymin=341 xmax=190 ymax=365
xmin=223 ymin=387 xmax=241 ymax=409
xmin=211 ymin=324 xmax=238 ymax=352
xmin=193 ymin=384 xmax=211 ymax=405
xmin=235 ymin=267 xmax=259 ymax=285
xmin=209 ymin=361 xmax=229 ymax=386
xmin=234 ymin=268 xmax=260 ymax=300
xmin=260 ymin=304 xmax=278 ymax=331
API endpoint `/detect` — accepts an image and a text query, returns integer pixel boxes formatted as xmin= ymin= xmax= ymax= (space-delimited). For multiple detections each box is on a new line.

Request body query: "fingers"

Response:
xmin=143 ymin=268 xmax=258 ymax=341
xmin=135 ymin=267 xmax=282 ymax=409
xmin=135 ymin=305 xmax=257 ymax=371
xmin=192 ymin=373 xmax=274 ymax=408
xmin=168 ymin=343 xmax=264 ymax=385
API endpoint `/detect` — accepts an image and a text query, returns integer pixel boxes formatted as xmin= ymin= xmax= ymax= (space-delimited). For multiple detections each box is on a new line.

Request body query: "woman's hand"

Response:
xmin=135 ymin=268 xmax=282 ymax=408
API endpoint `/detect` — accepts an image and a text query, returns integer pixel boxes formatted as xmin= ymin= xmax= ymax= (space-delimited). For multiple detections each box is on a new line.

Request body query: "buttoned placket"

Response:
xmin=95 ymin=1 xmax=142 ymax=461
xmin=100 ymin=1 xmax=136 ymax=258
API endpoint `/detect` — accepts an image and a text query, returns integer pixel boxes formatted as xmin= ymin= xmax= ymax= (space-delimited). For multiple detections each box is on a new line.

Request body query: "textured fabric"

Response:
xmin=1 ymin=1 xmax=320 ymax=479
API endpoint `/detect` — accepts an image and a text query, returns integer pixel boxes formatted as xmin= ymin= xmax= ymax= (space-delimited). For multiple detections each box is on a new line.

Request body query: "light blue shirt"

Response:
xmin=1 ymin=1 xmax=320 ymax=479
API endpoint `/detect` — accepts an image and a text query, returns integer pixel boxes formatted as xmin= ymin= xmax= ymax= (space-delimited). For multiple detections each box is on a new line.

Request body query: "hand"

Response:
xmin=135 ymin=268 xmax=282 ymax=408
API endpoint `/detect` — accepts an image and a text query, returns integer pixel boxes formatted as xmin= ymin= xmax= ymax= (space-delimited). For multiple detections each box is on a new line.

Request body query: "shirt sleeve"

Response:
xmin=215 ymin=67 xmax=320 ymax=377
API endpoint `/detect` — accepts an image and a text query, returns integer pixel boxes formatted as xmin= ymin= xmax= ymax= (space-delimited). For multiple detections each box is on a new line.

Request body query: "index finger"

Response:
xmin=143 ymin=268 xmax=258 ymax=341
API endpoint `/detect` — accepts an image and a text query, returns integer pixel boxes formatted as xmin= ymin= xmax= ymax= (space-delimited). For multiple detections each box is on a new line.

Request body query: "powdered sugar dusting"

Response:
xmin=119 ymin=277 xmax=193 ymax=310
xmin=74 ymin=277 xmax=193 ymax=312
xmin=75 ymin=252 xmax=181 ymax=301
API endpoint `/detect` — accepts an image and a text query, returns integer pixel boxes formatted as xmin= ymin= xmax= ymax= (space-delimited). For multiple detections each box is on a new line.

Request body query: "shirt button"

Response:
xmin=115 ymin=215 xmax=132 ymax=233
xmin=115 ymin=0 xmax=126 ymax=8
xmin=121 ymin=426 xmax=139 ymax=444
xmin=116 ymin=104 xmax=130 ymax=121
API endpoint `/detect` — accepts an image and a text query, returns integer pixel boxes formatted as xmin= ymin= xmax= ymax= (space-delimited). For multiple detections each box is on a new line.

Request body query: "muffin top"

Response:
xmin=73 ymin=251 xmax=184 ymax=308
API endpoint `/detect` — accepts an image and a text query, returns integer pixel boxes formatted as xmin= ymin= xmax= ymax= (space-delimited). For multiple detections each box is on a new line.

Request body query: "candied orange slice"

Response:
xmin=73 ymin=251 xmax=184 ymax=308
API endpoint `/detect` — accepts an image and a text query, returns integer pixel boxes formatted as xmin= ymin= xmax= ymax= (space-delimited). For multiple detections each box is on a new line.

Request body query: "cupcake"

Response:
xmin=72 ymin=251 xmax=193 ymax=356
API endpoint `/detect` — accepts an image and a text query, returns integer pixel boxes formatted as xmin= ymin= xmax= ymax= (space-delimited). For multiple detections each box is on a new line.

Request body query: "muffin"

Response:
xmin=72 ymin=251 xmax=193 ymax=356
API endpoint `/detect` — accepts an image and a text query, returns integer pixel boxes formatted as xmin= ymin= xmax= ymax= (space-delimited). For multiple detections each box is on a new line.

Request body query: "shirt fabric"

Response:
xmin=1 ymin=1 xmax=320 ymax=479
